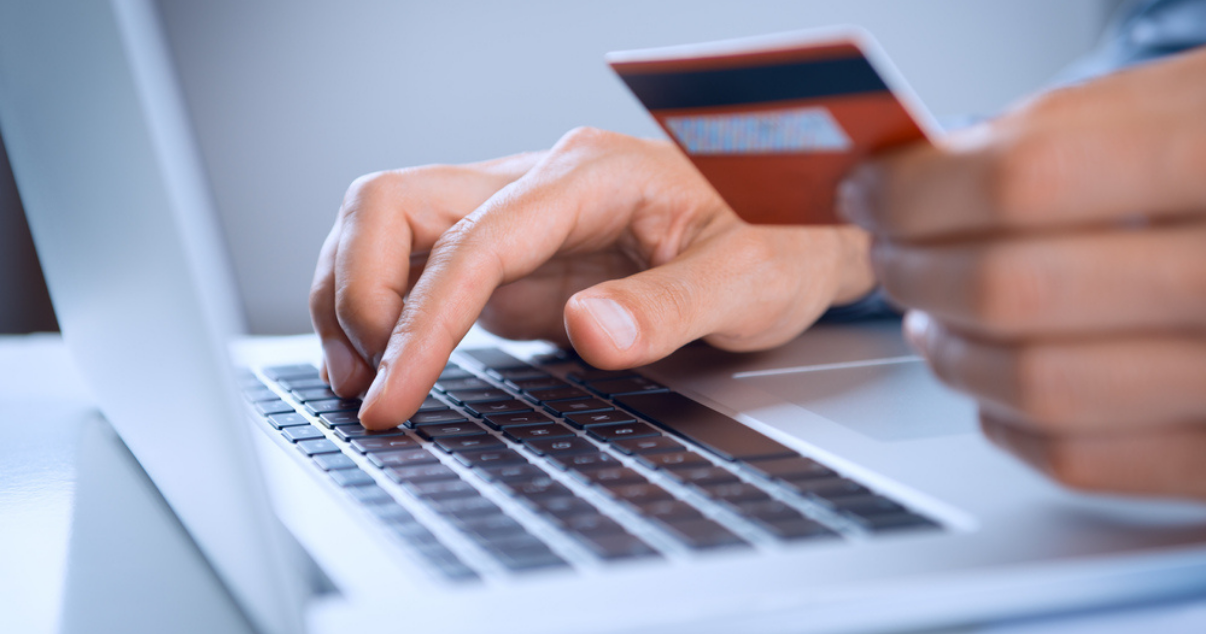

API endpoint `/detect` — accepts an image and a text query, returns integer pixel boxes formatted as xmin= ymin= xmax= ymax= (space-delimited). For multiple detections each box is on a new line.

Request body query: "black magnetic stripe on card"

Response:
xmin=617 ymin=56 xmax=888 ymax=111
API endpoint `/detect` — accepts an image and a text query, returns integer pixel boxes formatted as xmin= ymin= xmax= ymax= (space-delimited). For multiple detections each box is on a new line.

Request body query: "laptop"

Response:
xmin=4 ymin=1 xmax=1206 ymax=633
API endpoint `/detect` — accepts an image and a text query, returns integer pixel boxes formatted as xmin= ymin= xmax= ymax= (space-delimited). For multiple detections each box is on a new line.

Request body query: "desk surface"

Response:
xmin=4 ymin=332 xmax=1206 ymax=634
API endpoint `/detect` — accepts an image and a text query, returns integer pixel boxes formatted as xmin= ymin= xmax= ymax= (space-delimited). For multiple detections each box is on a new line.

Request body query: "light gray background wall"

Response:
xmin=0 ymin=1 xmax=1117 ymax=334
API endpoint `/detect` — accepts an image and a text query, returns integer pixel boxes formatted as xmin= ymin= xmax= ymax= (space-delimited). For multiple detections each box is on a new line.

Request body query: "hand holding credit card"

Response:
xmin=608 ymin=27 xmax=938 ymax=225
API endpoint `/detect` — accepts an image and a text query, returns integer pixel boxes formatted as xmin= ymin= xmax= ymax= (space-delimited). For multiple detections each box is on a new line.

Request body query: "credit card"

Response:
xmin=608 ymin=27 xmax=938 ymax=225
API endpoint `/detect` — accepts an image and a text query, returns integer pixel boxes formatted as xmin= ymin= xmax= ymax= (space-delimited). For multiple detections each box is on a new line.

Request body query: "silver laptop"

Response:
xmin=5 ymin=1 xmax=1206 ymax=633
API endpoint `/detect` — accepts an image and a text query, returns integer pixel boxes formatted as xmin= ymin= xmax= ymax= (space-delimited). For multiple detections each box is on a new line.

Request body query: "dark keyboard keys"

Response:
xmin=783 ymin=477 xmax=869 ymax=500
xmin=657 ymin=518 xmax=747 ymax=550
xmin=586 ymin=422 xmax=661 ymax=442
xmin=305 ymin=398 xmax=362 ymax=416
xmin=414 ymin=421 xmax=488 ymax=440
xmin=367 ymin=448 xmax=440 ymax=468
xmin=367 ymin=501 xmax=413 ymax=522
xmin=428 ymin=495 xmax=500 ymax=519
xmin=433 ymin=435 xmax=505 ymax=453
xmin=276 ymin=376 xmax=328 ymax=391
xmin=566 ymin=368 xmax=637 ymax=383
xmin=461 ymin=348 xmax=529 ymax=370
xmin=615 ymin=392 xmax=796 ymax=462
xmin=512 ymin=377 xmax=570 ymax=393
xmin=561 ymin=513 xmax=625 ymax=536
xmin=417 ymin=396 xmax=449 ymax=412
xmin=435 ymin=377 xmax=493 ymax=392
xmin=267 ymin=412 xmax=310 ymax=429
xmin=282 ymin=425 xmax=325 ymax=443
xmin=698 ymin=482 xmax=771 ymax=505
xmin=760 ymin=518 xmax=837 ymax=541
xmin=663 ymin=466 xmax=740 ymax=487
xmin=636 ymin=500 xmax=704 ymax=523
xmin=824 ymin=494 xmax=906 ymax=517
xmin=847 ymin=512 xmax=938 ymax=532
xmin=484 ymin=411 xmax=553 ymax=429
xmin=329 ymin=468 xmax=376 ymax=487
xmin=481 ymin=534 xmax=566 ymax=571
xmin=346 ymin=485 xmax=393 ymax=504
xmin=263 ymin=363 xmax=319 ymax=380
xmin=498 ymin=478 xmax=574 ymax=500
xmin=525 ymin=386 xmax=592 ymax=404
xmin=523 ymin=437 xmax=597 ymax=456
xmin=743 ymin=456 xmax=836 ymax=481
xmin=439 ymin=364 xmax=473 ymax=381
xmin=466 ymin=399 xmax=531 ymax=417
xmin=732 ymin=500 xmax=806 ymax=524
xmin=445 ymin=389 xmax=510 ymax=405
xmin=312 ymin=452 xmax=357 ymax=471
xmin=318 ymin=411 xmax=360 ymax=428
xmin=456 ymin=448 xmax=528 ymax=469
xmin=474 ymin=463 xmax=546 ymax=483
xmin=350 ymin=435 xmax=421 ymax=453
xmin=570 ymin=467 xmax=646 ymax=487
xmin=564 ymin=410 xmax=636 ymax=429
xmin=407 ymin=410 xmax=469 ymax=427
xmin=610 ymin=436 xmax=685 ymax=456
xmin=454 ymin=514 xmax=528 ymax=541
xmin=635 ymin=451 xmax=710 ymax=471
xmin=587 ymin=376 xmax=666 ymax=397
xmin=572 ymin=532 xmax=658 ymax=560
xmin=334 ymin=425 xmax=409 ymax=442
xmin=600 ymin=482 xmax=674 ymax=506
xmin=384 ymin=463 xmax=459 ymax=484
xmin=504 ymin=423 xmax=576 ymax=442
xmin=244 ymin=387 xmax=281 ymax=402
xmin=525 ymin=496 xmax=596 ymax=519
xmin=256 ymin=400 xmax=295 ymax=416
xmin=545 ymin=451 xmax=621 ymax=472
xmin=402 ymin=479 xmax=479 ymax=500
xmin=492 ymin=367 xmax=550 ymax=382
xmin=296 ymin=438 xmax=341 ymax=455
xmin=292 ymin=387 xmax=338 ymax=402
xmin=543 ymin=398 xmax=613 ymax=417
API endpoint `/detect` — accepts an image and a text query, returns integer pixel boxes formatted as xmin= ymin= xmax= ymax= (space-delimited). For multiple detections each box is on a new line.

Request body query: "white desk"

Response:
xmin=4 ymin=333 xmax=1206 ymax=634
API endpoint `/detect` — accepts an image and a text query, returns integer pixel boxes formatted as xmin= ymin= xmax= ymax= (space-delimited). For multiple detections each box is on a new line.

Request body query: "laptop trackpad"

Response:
xmin=738 ymin=360 xmax=979 ymax=441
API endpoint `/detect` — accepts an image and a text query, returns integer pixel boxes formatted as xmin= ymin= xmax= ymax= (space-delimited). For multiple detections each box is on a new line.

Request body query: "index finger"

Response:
xmin=839 ymin=48 xmax=1206 ymax=240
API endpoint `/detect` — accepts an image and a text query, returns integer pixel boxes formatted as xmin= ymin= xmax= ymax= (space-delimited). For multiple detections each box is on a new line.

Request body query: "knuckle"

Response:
xmin=555 ymin=126 xmax=620 ymax=154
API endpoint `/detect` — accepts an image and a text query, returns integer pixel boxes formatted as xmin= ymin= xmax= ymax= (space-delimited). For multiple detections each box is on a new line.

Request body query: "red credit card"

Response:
xmin=608 ymin=27 xmax=937 ymax=225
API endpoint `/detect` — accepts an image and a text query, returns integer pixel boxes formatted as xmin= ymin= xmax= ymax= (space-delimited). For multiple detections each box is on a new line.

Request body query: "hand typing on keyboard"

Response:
xmin=309 ymin=129 xmax=875 ymax=429
xmin=839 ymin=48 xmax=1206 ymax=500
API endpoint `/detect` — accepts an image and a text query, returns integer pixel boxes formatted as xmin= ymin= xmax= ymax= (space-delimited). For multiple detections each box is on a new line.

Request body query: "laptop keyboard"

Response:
xmin=242 ymin=348 xmax=940 ymax=582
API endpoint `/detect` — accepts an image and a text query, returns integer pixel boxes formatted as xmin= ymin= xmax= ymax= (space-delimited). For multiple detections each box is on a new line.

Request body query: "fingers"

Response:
xmin=563 ymin=223 xmax=870 ymax=369
xmin=981 ymin=415 xmax=1206 ymax=500
xmin=873 ymin=223 xmax=1206 ymax=338
xmin=311 ymin=153 xmax=541 ymax=397
xmin=906 ymin=311 xmax=1206 ymax=432
xmin=357 ymin=129 xmax=688 ymax=428
xmin=839 ymin=48 xmax=1206 ymax=240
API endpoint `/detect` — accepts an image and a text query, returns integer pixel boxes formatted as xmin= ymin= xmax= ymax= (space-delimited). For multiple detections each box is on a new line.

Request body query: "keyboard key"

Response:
xmin=663 ymin=466 xmax=740 ymax=487
xmin=475 ymin=462 xmax=546 ymax=483
xmin=456 ymin=448 xmax=528 ymax=469
xmin=587 ymin=376 xmax=666 ymax=397
xmin=244 ymin=387 xmax=281 ymax=402
xmin=610 ymin=436 xmax=685 ymax=456
xmin=266 ymin=412 xmax=310 ymax=429
xmin=743 ymin=456 xmax=836 ymax=481
xmin=420 ymin=547 xmax=479 ymax=580
xmin=543 ymin=398 xmax=613 ymax=416
xmin=599 ymin=482 xmax=674 ymax=506
xmin=525 ymin=386 xmax=591 ymax=404
xmin=427 ymin=495 xmax=500 ymax=519
xmin=406 ymin=410 xmax=468 ymax=427
xmin=570 ymin=467 xmax=646 ymax=486
xmin=564 ymin=410 xmax=636 ymax=429
xmin=615 ymin=392 xmax=796 ymax=462
xmin=389 ymin=520 xmax=439 ymax=543
xmin=481 ymin=534 xmax=567 ymax=571
xmin=783 ymin=478 xmax=869 ymax=500
xmin=466 ymin=399 xmax=531 ymax=417
xmin=825 ymin=494 xmax=906 ymax=517
xmin=635 ymin=451 xmax=710 ymax=471
xmin=435 ymin=377 xmax=493 ymax=392
xmin=292 ymin=387 xmax=338 ymax=402
xmin=318 ymin=411 xmax=360 ymax=428
xmin=567 ymin=368 xmax=638 ymax=383
xmin=312 ymin=452 xmax=357 ymax=471
xmin=350 ymin=435 xmax=421 ymax=453
xmin=256 ymin=400 xmax=295 ymax=416
xmin=461 ymin=348 xmax=529 ymax=370
xmin=545 ymin=451 xmax=621 ymax=472
xmin=561 ymin=513 xmax=625 ymax=536
xmin=848 ymin=512 xmax=938 ymax=533
xmin=334 ymin=425 xmax=409 ymax=442
xmin=513 ymin=377 xmax=570 ymax=393
xmin=657 ymin=518 xmax=747 ymax=550
xmin=276 ymin=376 xmax=328 ymax=391
xmin=586 ymin=422 xmax=661 ymax=442
xmin=282 ymin=425 xmax=324 ymax=442
xmin=504 ymin=423 xmax=576 ymax=442
xmin=439 ymin=364 xmax=473 ymax=381
xmin=329 ymin=468 xmax=376 ymax=487
xmin=732 ymin=500 xmax=806 ymax=524
xmin=402 ymin=479 xmax=479 ymax=500
xmin=384 ymin=463 xmax=459 ymax=483
xmin=446 ymin=389 xmax=510 ymax=405
xmin=454 ymin=514 xmax=528 ymax=541
xmin=697 ymin=482 xmax=771 ymax=505
xmin=296 ymin=438 xmax=340 ymax=455
xmin=433 ymin=435 xmax=506 ymax=453
xmin=484 ymin=411 xmax=553 ymax=429
xmin=418 ymin=396 xmax=450 ymax=412
xmin=634 ymin=500 xmax=704 ymax=523
xmin=523 ymin=437 xmax=597 ymax=456
xmin=366 ymin=501 xmax=413 ymax=522
xmin=414 ymin=421 xmax=488 ymax=440
xmin=525 ymin=495 xmax=596 ymax=519
xmin=346 ymin=485 xmax=393 ymax=504
xmin=760 ymin=518 xmax=838 ymax=541
xmin=498 ymin=478 xmax=573 ymax=500
xmin=263 ymin=363 xmax=319 ymax=380
xmin=367 ymin=448 xmax=439 ymax=468
xmin=305 ymin=398 xmax=362 ymax=416
xmin=492 ymin=367 xmax=549 ymax=381
xmin=572 ymin=531 xmax=659 ymax=560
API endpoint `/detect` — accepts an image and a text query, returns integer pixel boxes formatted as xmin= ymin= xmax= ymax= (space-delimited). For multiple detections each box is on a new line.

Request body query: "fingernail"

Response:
xmin=581 ymin=297 xmax=638 ymax=351
xmin=322 ymin=339 xmax=355 ymax=391
xmin=902 ymin=310 xmax=932 ymax=355
xmin=836 ymin=166 xmax=874 ymax=228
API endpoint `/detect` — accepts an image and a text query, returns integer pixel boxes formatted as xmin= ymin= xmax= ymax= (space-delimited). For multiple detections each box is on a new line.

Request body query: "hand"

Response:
xmin=840 ymin=49 xmax=1206 ymax=500
xmin=311 ymin=128 xmax=875 ymax=429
